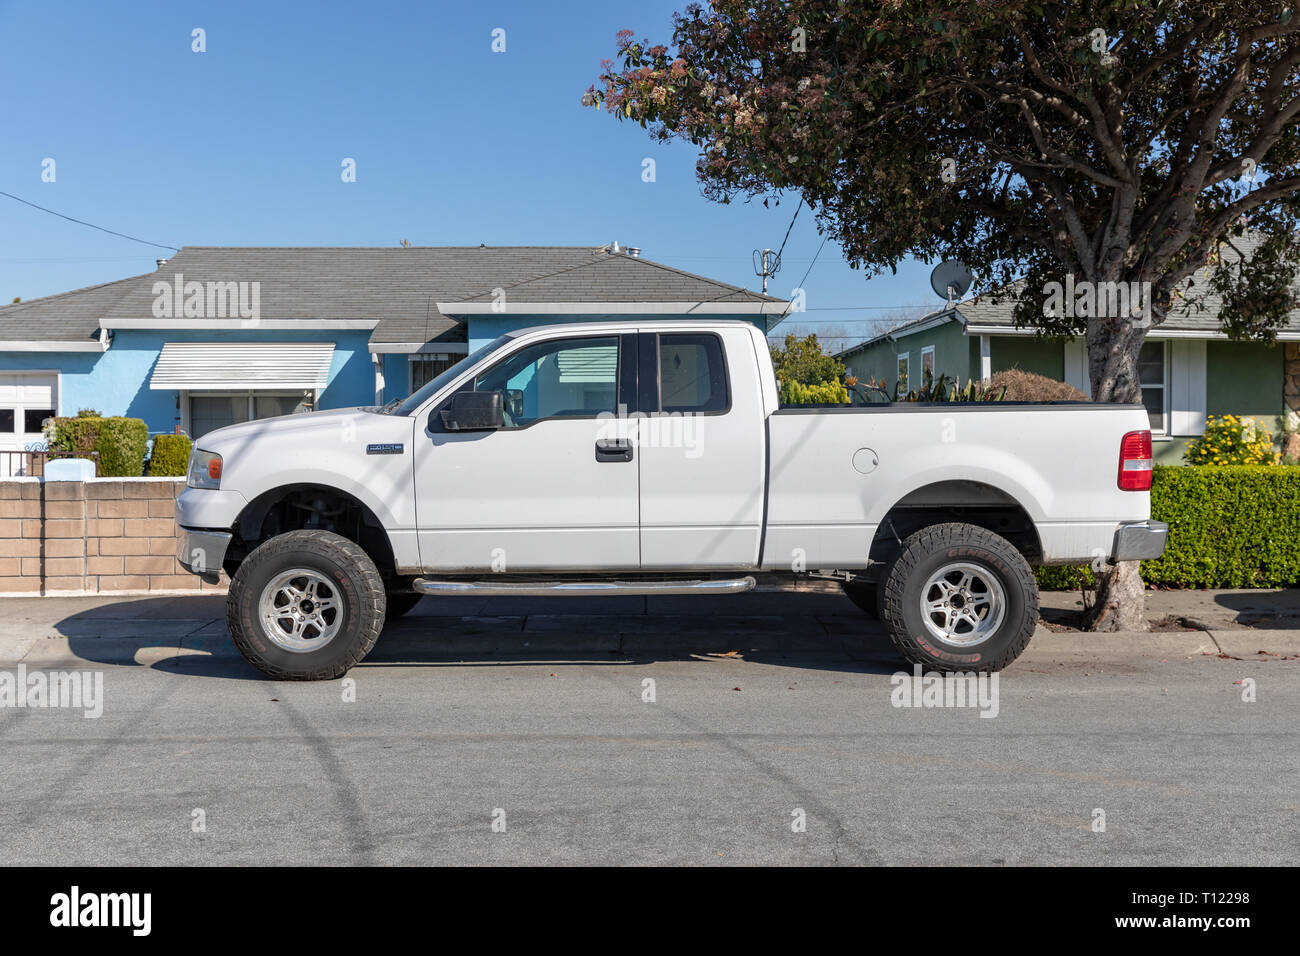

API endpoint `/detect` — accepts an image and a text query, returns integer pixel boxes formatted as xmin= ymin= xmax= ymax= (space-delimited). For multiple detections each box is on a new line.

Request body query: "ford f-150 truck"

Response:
xmin=175 ymin=320 xmax=1167 ymax=680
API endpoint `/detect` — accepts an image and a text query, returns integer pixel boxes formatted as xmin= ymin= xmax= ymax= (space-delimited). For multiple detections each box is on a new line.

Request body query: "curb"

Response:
xmin=1028 ymin=627 xmax=1300 ymax=658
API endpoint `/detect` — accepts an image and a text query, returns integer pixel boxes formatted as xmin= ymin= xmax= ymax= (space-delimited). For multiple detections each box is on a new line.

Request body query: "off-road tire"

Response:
xmin=879 ymin=522 xmax=1037 ymax=673
xmin=385 ymin=591 xmax=423 ymax=621
xmin=227 ymin=530 xmax=385 ymax=680
xmin=841 ymin=579 xmax=878 ymax=617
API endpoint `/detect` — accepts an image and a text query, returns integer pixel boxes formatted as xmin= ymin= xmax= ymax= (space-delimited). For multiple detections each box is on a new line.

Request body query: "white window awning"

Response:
xmin=150 ymin=342 xmax=335 ymax=391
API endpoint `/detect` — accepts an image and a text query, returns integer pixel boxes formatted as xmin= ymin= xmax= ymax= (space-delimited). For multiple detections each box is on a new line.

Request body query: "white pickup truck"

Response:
xmin=176 ymin=320 xmax=1166 ymax=680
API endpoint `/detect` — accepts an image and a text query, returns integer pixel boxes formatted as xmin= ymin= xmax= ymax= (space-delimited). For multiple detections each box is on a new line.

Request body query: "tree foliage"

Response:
xmin=588 ymin=1 xmax=1300 ymax=403
xmin=770 ymin=331 xmax=844 ymax=386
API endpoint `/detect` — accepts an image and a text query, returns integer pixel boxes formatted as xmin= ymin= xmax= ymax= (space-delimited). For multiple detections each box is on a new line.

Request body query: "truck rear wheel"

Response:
xmin=879 ymin=522 xmax=1037 ymax=673
xmin=226 ymin=530 xmax=386 ymax=680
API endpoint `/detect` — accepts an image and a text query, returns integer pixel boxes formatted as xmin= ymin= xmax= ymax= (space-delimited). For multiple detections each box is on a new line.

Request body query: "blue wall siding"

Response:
xmin=383 ymin=353 xmax=409 ymax=402
xmin=0 ymin=329 xmax=375 ymax=433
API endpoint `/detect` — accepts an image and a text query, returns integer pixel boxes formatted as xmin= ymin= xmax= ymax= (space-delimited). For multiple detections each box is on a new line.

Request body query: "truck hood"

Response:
xmin=194 ymin=407 xmax=387 ymax=455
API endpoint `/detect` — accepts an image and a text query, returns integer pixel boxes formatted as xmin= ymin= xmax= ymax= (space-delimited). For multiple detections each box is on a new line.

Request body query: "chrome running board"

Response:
xmin=412 ymin=576 xmax=756 ymax=597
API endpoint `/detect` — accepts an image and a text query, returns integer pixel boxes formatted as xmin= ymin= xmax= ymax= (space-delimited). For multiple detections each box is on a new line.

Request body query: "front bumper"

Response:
xmin=1111 ymin=520 xmax=1169 ymax=562
xmin=177 ymin=527 xmax=232 ymax=584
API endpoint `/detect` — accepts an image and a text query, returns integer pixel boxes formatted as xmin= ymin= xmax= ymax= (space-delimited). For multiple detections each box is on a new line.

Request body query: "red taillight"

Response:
xmin=207 ymin=458 xmax=222 ymax=481
xmin=1118 ymin=430 xmax=1153 ymax=491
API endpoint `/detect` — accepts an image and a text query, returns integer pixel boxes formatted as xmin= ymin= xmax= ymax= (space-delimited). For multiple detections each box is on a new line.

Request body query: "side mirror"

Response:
xmin=440 ymin=390 xmax=504 ymax=431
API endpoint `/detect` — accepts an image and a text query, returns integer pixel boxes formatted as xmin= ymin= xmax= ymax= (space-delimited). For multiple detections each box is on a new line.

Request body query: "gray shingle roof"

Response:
xmin=456 ymin=251 xmax=776 ymax=305
xmin=0 ymin=246 xmax=782 ymax=351
xmin=101 ymin=246 xmax=780 ymax=348
xmin=0 ymin=274 xmax=143 ymax=343
xmin=957 ymin=233 xmax=1300 ymax=334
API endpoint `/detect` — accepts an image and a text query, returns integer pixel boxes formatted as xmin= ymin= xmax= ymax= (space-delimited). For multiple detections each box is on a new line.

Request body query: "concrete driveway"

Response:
xmin=0 ymin=590 xmax=1296 ymax=865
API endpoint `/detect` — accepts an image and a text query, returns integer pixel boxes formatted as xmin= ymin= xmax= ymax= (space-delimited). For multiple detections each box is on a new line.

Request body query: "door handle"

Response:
xmin=595 ymin=439 xmax=633 ymax=462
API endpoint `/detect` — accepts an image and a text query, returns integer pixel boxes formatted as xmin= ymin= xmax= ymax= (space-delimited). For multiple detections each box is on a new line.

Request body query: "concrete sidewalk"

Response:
xmin=1039 ymin=586 xmax=1300 ymax=631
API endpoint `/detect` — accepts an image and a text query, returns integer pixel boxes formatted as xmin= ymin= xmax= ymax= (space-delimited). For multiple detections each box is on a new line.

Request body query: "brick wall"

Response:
xmin=0 ymin=478 xmax=229 ymax=595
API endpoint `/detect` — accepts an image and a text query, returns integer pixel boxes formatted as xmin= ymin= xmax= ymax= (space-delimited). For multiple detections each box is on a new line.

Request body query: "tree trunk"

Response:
xmin=1082 ymin=298 xmax=1152 ymax=633
xmin=1083 ymin=560 xmax=1147 ymax=631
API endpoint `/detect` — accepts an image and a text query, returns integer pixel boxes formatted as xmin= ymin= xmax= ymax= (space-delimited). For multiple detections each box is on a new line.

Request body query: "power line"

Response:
xmin=775 ymin=198 xmax=803 ymax=262
xmin=0 ymin=190 xmax=180 ymax=252
xmin=794 ymin=235 xmax=829 ymax=291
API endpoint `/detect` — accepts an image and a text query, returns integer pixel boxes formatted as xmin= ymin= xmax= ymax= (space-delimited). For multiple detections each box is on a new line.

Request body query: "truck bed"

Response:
xmin=762 ymin=401 xmax=1152 ymax=568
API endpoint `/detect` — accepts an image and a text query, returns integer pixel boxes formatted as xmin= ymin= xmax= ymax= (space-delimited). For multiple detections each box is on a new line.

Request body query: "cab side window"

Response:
xmin=657 ymin=333 xmax=729 ymax=413
xmin=471 ymin=336 xmax=620 ymax=427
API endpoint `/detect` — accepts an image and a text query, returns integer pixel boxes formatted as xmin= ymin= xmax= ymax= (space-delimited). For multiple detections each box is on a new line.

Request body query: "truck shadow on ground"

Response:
xmin=54 ymin=592 xmax=910 ymax=679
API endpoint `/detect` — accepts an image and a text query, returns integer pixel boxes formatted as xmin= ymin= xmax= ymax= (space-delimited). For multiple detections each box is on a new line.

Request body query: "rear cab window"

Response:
xmin=653 ymin=332 xmax=729 ymax=414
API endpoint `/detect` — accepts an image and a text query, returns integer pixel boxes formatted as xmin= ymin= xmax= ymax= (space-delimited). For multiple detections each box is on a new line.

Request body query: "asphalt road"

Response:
xmin=0 ymin=591 xmax=1296 ymax=865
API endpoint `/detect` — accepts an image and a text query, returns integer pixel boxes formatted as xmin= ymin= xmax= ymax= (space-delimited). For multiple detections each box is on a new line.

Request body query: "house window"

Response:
xmin=410 ymin=354 xmax=457 ymax=393
xmin=921 ymin=346 xmax=935 ymax=385
xmin=1139 ymin=341 xmax=1168 ymax=433
xmin=187 ymin=391 xmax=314 ymax=438
xmin=897 ymin=352 xmax=910 ymax=392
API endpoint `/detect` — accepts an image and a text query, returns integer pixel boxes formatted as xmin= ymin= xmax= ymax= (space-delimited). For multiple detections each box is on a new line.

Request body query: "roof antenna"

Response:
xmin=753 ymin=247 xmax=782 ymax=294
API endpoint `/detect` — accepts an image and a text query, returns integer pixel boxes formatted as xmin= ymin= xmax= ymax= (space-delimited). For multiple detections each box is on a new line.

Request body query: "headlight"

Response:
xmin=187 ymin=449 xmax=223 ymax=489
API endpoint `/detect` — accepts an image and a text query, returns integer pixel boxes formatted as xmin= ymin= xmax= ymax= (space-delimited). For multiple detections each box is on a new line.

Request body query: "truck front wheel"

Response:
xmin=879 ymin=522 xmax=1037 ymax=673
xmin=226 ymin=530 xmax=386 ymax=680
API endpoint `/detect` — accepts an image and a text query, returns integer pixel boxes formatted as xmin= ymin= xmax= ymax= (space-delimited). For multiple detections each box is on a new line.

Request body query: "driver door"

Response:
xmin=412 ymin=332 xmax=639 ymax=572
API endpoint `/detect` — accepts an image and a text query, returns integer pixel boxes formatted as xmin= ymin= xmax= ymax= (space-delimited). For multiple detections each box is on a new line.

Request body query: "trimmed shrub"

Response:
xmin=94 ymin=418 xmax=148 ymax=477
xmin=148 ymin=433 xmax=193 ymax=476
xmin=987 ymin=368 xmax=1090 ymax=402
xmin=1036 ymin=465 xmax=1300 ymax=590
xmin=45 ymin=414 xmax=149 ymax=477
xmin=45 ymin=409 xmax=102 ymax=458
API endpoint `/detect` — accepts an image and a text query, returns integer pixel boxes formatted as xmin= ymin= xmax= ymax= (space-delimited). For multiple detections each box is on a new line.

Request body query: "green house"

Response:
xmin=839 ymin=277 xmax=1300 ymax=466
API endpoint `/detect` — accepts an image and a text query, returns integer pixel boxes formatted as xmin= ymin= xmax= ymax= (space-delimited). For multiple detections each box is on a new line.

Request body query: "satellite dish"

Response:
xmin=930 ymin=260 xmax=974 ymax=307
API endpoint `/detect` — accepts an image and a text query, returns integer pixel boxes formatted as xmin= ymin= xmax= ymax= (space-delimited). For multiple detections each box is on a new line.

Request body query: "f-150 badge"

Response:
xmin=366 ymin=443 xmax=404 ymax=455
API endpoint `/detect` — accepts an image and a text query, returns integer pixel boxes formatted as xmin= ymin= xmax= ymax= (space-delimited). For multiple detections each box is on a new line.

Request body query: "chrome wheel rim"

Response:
xmin=258 ymin=568 xmax=345 ymax=653
xmin=919 ymin=562 xmax=1006 ymax=647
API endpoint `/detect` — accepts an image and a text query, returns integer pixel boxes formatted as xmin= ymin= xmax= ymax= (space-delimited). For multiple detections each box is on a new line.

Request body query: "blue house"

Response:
xmin=0 ymin=245 xmax=788 ymax=456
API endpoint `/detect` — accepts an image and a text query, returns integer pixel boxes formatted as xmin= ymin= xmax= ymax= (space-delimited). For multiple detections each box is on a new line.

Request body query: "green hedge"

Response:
xmin=148 ymin=434 xmax=193 ymax=476
xmin=45 ymin=414 xmax=149 ymax=477
xmin=1037 ymin=465 xmax=1300 ymax=590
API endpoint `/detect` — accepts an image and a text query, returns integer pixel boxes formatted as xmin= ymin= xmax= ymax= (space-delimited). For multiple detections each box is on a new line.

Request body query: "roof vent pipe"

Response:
xmin=156 ymin=258 xmax=169 ymax=269
xmin=626 ymin=247 xmax=641 ymax=258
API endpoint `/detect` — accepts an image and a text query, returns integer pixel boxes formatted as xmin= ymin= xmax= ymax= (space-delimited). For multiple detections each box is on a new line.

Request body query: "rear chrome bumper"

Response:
xmin=177 ymin=527 xmax=232 ymax=584
xmin=1111 ymin=520 xmax=1169 ymax=562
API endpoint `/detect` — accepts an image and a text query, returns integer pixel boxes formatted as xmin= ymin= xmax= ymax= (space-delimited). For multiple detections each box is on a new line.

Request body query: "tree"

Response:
xmin=587 ymin=1 xmax=1300 ymax=630
xmin=770 ymin=331 xmax=844 ymax=385
xmin=770 ymin=332 xmax=848 ymax=404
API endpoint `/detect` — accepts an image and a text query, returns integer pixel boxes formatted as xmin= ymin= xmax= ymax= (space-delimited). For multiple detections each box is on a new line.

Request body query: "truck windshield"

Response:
xmin=390 ymin=336 xmax=511 ymax=416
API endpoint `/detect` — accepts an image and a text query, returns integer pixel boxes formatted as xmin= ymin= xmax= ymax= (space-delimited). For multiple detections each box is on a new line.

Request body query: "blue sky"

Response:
xmin=0 ymin=0 xmax=939 ymax=350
